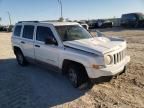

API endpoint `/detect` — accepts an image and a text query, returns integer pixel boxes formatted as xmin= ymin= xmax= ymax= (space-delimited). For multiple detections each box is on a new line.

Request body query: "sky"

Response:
xmin=0 ymin=0 xmax=144 ymax=25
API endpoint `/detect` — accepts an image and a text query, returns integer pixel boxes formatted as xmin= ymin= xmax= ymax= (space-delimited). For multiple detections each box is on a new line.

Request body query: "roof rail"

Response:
xmin=18 ymin=21 xmax=39 ymax=23
xmin=40 ymin=20 xmax=58 ymax=22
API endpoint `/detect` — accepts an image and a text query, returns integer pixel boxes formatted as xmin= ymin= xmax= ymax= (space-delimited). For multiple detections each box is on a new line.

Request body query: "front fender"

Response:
xmin=58 ymin=51 xmax=103 ymax=69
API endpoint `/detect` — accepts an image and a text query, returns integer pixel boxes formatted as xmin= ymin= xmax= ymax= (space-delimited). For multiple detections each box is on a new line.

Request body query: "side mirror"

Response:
xmin=45 ymin=37 xmax=58 ymax=45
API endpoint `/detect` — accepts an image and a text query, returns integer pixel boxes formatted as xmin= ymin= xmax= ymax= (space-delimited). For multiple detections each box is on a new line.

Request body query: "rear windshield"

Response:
xmin=55 ymin=25 xmax=92 ymax=41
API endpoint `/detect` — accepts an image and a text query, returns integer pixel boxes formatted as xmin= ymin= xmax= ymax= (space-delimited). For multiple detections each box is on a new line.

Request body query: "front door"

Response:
xmin=34 ymin=25 xmax=60 ymax=66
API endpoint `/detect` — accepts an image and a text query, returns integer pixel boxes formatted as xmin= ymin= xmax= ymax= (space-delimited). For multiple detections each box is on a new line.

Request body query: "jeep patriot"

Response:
xmin=11 ymin=21 xmax=130 ymax=87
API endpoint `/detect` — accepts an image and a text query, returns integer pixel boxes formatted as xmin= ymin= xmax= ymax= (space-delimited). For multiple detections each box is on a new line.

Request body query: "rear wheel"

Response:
xmin=67 ymin=64 xmax=88 ymax=88
xmin=15 ymin=50 xmax=27 ymax=66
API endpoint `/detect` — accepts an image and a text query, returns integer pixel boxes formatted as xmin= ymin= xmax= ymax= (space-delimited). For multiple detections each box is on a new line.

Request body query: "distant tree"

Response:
xmin=74 ymin=20 xmax=78 ymax=22
xmin=58 ymin=17 xmax=64 ymax=22
xmin=65 ymin=18 xmax=72 ymax=22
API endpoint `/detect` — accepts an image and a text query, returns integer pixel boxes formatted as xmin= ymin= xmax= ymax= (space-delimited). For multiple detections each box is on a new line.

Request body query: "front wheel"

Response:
xmin=67 ymin=65 xmax=88 ymax=88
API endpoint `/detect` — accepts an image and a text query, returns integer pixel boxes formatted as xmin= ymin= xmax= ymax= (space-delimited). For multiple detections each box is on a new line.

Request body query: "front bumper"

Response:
xmin=86 ymin=56 xmax=130 ymax=79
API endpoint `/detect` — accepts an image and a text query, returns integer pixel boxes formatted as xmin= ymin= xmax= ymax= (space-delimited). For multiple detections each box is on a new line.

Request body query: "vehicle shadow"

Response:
xmin=0 ymin=58 xmax=89 ymax=107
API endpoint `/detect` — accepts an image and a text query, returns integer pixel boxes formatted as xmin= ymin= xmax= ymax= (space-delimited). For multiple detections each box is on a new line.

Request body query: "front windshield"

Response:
xmin=55 ymin=25 xmax=92 ymax=41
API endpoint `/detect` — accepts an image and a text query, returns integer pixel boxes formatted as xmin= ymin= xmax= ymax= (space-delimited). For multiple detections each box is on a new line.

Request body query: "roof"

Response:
xmin=17 ymin=21 xmax=79 ymax=26
xmin=44 ymin=22 xmax=79 ymax=26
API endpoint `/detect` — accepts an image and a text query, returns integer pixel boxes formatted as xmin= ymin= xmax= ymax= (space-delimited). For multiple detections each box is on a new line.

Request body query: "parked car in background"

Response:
xmin=96 ymin=19 xmax=113 ymax=28
xmin=0 ymin=26 xmax=7 ymax=31
xmin=78 ymin=21 xmax=89 ymax=30
xmin=0 ymin=25 xmax=13 ymax=32
xmin=7 ymin=25 xmax=14 ymax=32
xmin=87 ymin=20 xmax=97 ymax=29
xmin=81 ymin=24 xmax=89 ymax=30
xmin=88 ymin=19 xmax=113 ymax=29
xmin=121 ymin=13 xmax=144 ymax=28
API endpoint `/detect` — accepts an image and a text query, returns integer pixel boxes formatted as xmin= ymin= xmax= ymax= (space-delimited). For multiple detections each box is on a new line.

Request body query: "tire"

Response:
xmin=15 ymin=50 xmax=27 ymax=66
xmin=67 ymin=64 xmax=88 ymax=88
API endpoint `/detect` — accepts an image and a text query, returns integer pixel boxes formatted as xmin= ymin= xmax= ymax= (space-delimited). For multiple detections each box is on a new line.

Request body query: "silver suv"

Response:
xmin=11 ymin=21 xmax=130 ymax=87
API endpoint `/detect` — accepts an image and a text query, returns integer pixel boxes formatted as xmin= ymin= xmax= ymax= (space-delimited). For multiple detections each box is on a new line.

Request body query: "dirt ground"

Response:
xmin=0 ymin=28 xmax=144 ymax=108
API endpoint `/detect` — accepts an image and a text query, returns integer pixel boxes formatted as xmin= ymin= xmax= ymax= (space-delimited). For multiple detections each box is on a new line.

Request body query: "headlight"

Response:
xmin=105 ymin=55 xmax=113 ymax=65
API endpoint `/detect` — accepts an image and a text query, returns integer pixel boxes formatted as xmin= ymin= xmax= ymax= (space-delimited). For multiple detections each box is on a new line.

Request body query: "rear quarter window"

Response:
xmin=14 ymin=25 xmax=22 ymax=37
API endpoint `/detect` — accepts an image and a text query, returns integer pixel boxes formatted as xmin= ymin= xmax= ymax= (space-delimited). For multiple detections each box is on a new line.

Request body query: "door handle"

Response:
xmin=21 ymin=41 xmax=25 ymax=44
xmin=35 ymin=45 xmax=40 ymax=48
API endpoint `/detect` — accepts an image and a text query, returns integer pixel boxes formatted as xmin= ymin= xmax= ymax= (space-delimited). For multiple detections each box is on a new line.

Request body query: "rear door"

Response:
xmin=21 ymin=25 xmax=35 ymax=59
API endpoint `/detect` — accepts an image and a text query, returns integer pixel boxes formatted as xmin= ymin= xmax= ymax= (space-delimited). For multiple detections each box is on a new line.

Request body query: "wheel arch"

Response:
xmin=62 ymin=59 xmax=88 ymax=77
xmin=13 ymin=46 xmax=22 ymax=55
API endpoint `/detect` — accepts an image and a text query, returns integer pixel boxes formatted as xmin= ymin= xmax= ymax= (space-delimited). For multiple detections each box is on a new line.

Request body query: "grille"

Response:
xmin=113 ymin=50 xmax=126 ymax=64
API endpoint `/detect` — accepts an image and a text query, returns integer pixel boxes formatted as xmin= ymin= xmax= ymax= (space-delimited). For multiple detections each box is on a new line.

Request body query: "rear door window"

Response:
xmin=14 ymin=25 xmax=22 ymax=37
xmin=22 ymin=25 xmax=34 ymax=39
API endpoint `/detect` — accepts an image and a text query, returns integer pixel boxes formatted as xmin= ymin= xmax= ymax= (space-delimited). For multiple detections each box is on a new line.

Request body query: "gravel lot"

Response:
xmin=0 ymin=28 xmax=144 ymax=108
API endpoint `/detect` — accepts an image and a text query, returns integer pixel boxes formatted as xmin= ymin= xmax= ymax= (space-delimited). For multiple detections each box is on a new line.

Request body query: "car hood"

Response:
xmin=63 ymin=37 xmax=126 ymax=55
